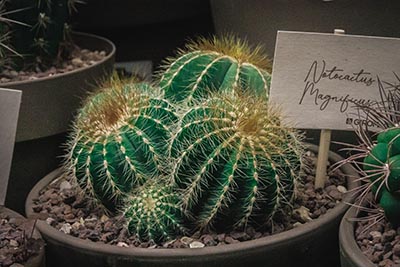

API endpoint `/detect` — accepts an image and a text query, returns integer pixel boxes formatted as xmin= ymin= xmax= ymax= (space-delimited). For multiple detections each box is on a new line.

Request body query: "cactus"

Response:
xmin=4 ymin=0 xmax=81 ymax=69
xmin=346 ymin=76 xmax=400 ymax=227
xmin=170 ymin=93 xmax=304 ymax=231
xmin=158 ymin=35 xmax=272 ymax=104
xmin=362 ymin=127 xmax=400 ymax=227
xmin=0 ymin=1 xmax=27 ymax=70
xmin=124 ymin=181 xmax=185 ymax=243
xmin=65 ymin=78 xmax=178 ymax=211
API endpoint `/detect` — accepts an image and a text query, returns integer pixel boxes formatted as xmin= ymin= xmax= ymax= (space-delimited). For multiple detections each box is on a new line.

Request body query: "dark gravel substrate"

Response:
xmin=30 ymin=151 xmax=347 ymax=249
xmin=355 ymin=199 xmax=400 ymax=267
xmin=0 ymin=212 xmax=44 ymax=267
xmin=0 ymin=47 xmax=106 ymax=84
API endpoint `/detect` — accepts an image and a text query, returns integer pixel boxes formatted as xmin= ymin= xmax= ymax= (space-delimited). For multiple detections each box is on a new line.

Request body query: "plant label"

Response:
xmin=0 ymin=88 xmax=22 ymax=206
xmin=269 ymin=31 xmax=400 ymax=130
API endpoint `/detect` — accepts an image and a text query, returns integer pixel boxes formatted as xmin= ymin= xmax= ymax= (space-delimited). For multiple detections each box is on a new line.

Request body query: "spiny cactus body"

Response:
xmin=66 ymin=81 xmax=178 ymax=211
xmin=363 ymin=127 xmax=400 ymax=226
xmin=159 ymin=36 xmax=272 ymax=104
xmin=124 ymin=181 xmax=185 ymax=243
xmin=5 ymin=0 xmax=80 ymax=68
xmin=170 ymin=94 xmax=303 ymax=231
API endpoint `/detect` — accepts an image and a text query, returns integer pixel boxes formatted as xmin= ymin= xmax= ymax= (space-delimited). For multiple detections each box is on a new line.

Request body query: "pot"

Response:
xmin=4 ymin=32 xmax=116 ymax=214
xmin=339 ymin=206 xmax=376 ymax=267
xmin=0 ymin=206 xmax=45 ymax=267
xmin=26 ymin=144 xmax=358 ymax=267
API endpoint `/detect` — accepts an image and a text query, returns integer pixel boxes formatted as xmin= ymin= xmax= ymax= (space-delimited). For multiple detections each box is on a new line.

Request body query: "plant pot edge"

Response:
xmin=25 ymin=143 xmax=359 ymax=261
xmin=339 ymin=206 xmax=376 ymax=267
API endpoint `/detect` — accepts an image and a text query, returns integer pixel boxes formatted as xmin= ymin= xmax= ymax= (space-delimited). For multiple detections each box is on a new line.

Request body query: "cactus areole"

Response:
xmin=171 ymin=94 xmax=303 ymax=231
xmin=66 ymin=82 xmax=178 ymax=211
xmin=364 ymin=127 xmax=400 ymax=227
xmin=159 ymin=36 xmax=272 ymax=104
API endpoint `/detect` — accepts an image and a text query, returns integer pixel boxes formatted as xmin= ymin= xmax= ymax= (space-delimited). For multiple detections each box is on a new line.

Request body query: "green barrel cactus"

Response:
xmin=158 ymin=35 xmax=272 ymax=104
xmin=65 ymin=80 xmax=178 ymax=211
xmin=124 ymin=181 xmax=185 ymax=243
xmin=170 ymin=93 xmax=304 ymax=231
xmin=363 ymin=127 xmax=400 ymax=227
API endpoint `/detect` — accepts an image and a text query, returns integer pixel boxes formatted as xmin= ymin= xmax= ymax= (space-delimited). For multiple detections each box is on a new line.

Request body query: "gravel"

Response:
xmin=30 ymin=150 xmax=347 ymax=249
xmin=355 ymin=199 xmax=400 ymax=267
xmin=0 ymin=212 xmax=44 ymax=267
xmin=0 ymin=47 xmax=106 ymax=84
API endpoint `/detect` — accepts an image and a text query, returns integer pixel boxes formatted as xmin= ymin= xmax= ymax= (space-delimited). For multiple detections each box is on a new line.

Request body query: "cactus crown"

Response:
xmin=182 ymin=35 xmax=271 ymax=72
xmin=65 ymin=76 xmax=178 ymax=211
xmin=158 ymin=35 xmax=272 ymax=105
xmin=170 ymin=93 xmax=304 ymax=231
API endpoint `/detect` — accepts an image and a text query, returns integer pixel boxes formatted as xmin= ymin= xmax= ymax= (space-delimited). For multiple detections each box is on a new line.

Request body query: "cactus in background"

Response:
xmin=124 ymin=181 xmax=185 ymax=243
xmin=362 ymin=127 xmax=400 ymax=227
xmin=170 ymin=93 xmax=304 ymax=231
xmin=65 ymin=78 xmax=178 ymax=211
xmin=0 ymin=0 xmax=27 ymax=71
xmin=158 ymin=35 xmax=272 ymax=104
xmin=4 ymin=0 xmax=81 ymax=69
xmin=347 ymin=76 xmax=400 ymax=227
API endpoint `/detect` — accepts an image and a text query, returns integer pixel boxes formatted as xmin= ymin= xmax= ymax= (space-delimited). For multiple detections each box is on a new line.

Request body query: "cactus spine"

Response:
xmin=124 ymin=181 xmax=185 ymax=243
xmin=170 ymin=93 xmax=303 ymax=230
xmin=65 ymin=80 xmax=178 ymax=211
xmin=159 ymin=35 xmax=272 ymax=104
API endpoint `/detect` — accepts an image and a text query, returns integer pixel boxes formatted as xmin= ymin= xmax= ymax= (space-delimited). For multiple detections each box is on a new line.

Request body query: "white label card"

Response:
xmin=0 ymin=88 xmax=22 ymax=206
xmin=269 ymin=31 xmax=400 ymax=130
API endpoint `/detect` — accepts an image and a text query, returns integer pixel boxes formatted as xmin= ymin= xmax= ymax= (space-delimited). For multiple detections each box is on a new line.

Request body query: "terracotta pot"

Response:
xmin=4 ymin=32 xmax=116 ymax=214
xmin=26 ymin=144 xmax=358 ymax=267
xmin=0 ymin=206 xmax=45 ymax=267
xmin=339 ymin=206 xmax=376 ymax=267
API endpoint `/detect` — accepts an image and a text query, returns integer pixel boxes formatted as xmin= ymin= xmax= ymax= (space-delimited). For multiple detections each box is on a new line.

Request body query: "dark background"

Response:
xmin=72 ymin=0 xmax=215 ymax=67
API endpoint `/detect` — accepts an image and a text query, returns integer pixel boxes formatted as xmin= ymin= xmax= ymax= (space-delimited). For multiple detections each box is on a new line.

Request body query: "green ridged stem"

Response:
xmin=363 ymin=127 xmax=400 ymax=227
xmin=66 ymin=82 xmax=178 ymax=211
xmin=6 ymin=0 xmax=77 ymax=68
xmin=159 ymin=36 xmax=272 ymax=104
xmin=170 ymin=94 xmax=303 ymax=231
xmin=124 ymin=181 xmax=185 ymax=243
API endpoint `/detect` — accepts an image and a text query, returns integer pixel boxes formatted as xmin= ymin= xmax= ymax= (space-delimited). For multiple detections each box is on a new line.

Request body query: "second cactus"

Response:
xmin=363 ymin=127 xmax=400 ymax=227
xmin=65 ymin=80 xmax=178 ymax=211
xmin=170 ymin=93 xmax=304 ymax=231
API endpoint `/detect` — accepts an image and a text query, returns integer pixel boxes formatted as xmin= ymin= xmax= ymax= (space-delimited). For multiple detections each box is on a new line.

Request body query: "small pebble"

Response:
xmin=117 ymin=242 xmax=129 ymax=248
xmin=189 ymin=241 xmax=205 ymax=248
xmin=60 ymin=181 xmax=72 ymax=191
xmin=60 ymin=223 xmax=72 ymax=234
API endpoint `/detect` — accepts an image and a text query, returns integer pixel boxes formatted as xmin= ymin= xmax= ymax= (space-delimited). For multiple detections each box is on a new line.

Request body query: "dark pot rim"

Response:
xmin=339 ymin=206 xmax=376 ymax=267
xmin=0 ymin=206 xmax=45 ymax=267
xmin=26 ymin=144 xmax=359 ymax=260
xmin=0 ymin=31 xmax=116 ymax=88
